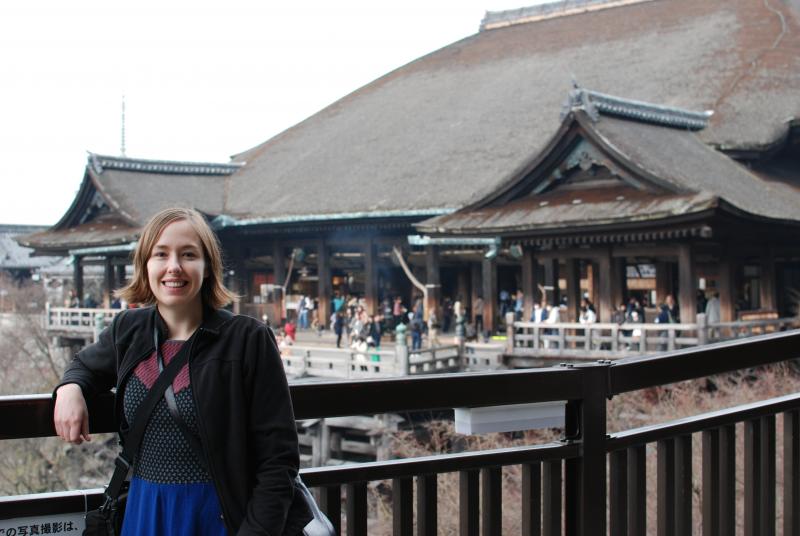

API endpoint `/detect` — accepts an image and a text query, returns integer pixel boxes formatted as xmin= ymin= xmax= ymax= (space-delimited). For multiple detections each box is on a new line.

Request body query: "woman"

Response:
xmin=53 ymin=207 xmax=310 ymax=535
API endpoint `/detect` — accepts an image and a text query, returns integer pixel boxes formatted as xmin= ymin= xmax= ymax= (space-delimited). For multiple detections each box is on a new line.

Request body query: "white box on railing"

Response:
xmin=454 ymin=401 xmax=566 ymax=434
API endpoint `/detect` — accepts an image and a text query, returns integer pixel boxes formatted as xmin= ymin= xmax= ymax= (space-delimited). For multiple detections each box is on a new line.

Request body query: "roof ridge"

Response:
xmin=88 ymin=153 xmax=244 ymax=176
xmin=562 ymin=88 xmax=713 ymax=130
xmin=480 ymin=0 xmax=656 ymax=31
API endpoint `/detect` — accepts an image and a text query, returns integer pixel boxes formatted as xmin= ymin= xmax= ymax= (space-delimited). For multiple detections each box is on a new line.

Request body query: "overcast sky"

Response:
xmin=0 ymin=0 xmax=542 ymax=226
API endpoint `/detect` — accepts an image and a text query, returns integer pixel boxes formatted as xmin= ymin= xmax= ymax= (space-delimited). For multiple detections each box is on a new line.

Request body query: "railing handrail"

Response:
xmin=515 ymin=317 xmax=797 ymax=330
xmin=609 ymin=329 xmax=800 ymax=394
xmin=4 ymin=330 xmax=799 ymax=442
xmin=607 ymin=391 xmax=800 ymax=451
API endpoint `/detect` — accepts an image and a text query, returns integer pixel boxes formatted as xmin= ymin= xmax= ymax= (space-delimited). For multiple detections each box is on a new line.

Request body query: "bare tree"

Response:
xmin=0 ymin=274 xmax=116 ymax=495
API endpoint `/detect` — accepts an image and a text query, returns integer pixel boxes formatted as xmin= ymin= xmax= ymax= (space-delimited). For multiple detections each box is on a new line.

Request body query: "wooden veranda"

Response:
xmin=2 ymin=330 xmax=800 ymax=535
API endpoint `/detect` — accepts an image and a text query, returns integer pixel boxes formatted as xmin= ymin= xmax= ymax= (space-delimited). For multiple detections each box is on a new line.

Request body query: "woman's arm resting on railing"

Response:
xmin=53 ymin=383 xmax=91 ymax=444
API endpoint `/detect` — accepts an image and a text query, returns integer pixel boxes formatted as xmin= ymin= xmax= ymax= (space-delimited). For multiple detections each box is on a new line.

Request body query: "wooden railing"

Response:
xmin=281 ymin=343 xmax=461 ymax=378
xmin=2 ymin=330 xmax=800 ymax=535
xmin=44 ymin=305 xmax=119 ymax=339
xmin=509 ymin=313 xmax=798 ymax=360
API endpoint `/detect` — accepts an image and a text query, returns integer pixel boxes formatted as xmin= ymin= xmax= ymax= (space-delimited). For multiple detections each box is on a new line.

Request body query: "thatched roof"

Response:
xmin=225 ymin=0 xmax=800 ymax=220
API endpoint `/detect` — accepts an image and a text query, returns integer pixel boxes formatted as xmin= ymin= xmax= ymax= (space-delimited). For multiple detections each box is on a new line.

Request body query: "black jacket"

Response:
xmin=57 ymin=306 xmax=312 ymax=535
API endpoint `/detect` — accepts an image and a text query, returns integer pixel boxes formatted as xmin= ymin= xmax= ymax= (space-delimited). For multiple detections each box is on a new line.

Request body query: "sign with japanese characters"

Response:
xmin=0 ymin=513 xmax=84 ymax=535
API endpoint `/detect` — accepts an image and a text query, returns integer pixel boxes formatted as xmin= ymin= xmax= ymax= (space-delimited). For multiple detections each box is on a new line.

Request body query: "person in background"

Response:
xmin=665 ymin=294 xmax=679 ymax=323
xmin=514 ymin=290 xmax=524 ymax=321
xmin=392 ymin=296 xmax=405 ymax=328
xmin=334 ymin=311 xmax=345 ymax=348
xmin=409 ymin=312 xmax=423 ymax=351
xmin=283 ymin=318 xmax=296 ymax=344
xmin=579 ymin=298 xmax=597 ymax=324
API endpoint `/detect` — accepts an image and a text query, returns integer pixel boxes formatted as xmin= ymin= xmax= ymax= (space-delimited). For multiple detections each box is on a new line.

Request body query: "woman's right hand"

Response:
xmin=54 ymin=383 xmax=91 ymax=444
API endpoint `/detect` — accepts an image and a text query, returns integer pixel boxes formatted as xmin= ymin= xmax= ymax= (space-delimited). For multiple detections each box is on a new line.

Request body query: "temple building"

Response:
xmin=19 ymin=0 xmax=800 ymax=331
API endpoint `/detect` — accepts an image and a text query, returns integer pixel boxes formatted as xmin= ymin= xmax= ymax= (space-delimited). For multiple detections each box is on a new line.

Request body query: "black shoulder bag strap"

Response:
xmin=154 ymin=327 xmax=209 ymax=472
xmin=102 ymin=332 xmax=194 ymax=505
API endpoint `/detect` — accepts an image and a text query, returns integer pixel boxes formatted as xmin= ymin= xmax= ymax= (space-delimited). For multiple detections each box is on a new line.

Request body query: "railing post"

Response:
xmin=506 ymin=312 xmax=516 ymax=354
xmin=697 ymin=313 xmax=708 ymax=345
xmin=395 ymin=323 xmax=410 ymax=376
xmin=566 ymin=362 xmax=609 ymax=536
xmin=301 ymin=349 xmax=310 ymax=377
xmin=611 ymin=325 xmax=619 ymax=353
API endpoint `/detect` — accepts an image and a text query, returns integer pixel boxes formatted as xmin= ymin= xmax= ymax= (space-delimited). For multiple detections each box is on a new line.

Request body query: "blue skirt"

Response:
xmin=121 ymin=477 xmax=228 ymax=536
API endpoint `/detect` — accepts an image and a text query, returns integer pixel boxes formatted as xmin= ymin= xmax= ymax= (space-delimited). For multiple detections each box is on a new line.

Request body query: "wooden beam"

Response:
xmin=611 ymin=245 xmax=680 ymax=259
xmin=535 ymin=245 xmax=681 ymax=260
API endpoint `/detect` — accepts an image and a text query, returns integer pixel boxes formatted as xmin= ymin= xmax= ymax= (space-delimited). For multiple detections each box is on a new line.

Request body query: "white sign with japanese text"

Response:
xmin=0 ymin=513 xmax=84 ymax=535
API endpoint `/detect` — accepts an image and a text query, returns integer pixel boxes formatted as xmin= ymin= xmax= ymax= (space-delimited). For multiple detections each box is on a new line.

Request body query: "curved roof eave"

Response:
xmin=85 ymin=164 xmax=140 ymax=227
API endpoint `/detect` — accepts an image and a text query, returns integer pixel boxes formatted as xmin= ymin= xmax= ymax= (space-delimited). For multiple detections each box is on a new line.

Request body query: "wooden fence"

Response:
xmin=508 ymin=313 xmax=798 ymax=360
xmin=2 ymin=331 xmax=800 ymax=535
xmin=281 ymin=343 xmax=461 ymax=379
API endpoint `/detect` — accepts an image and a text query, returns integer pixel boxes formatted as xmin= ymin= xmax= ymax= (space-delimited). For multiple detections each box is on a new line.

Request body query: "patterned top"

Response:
xmin=123 ymin=340 xmax=210 ymax=483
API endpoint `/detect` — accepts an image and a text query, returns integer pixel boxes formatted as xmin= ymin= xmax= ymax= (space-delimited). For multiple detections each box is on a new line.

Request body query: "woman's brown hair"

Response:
xmin=115 ymin=207 xmax=236 ymax=309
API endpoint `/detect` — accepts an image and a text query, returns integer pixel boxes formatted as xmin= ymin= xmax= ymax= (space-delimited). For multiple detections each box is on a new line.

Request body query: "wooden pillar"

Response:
xmin=597 ymin=251 xmax=613 ymax=323
xmin=543 ymin=258 xmax=560 ymax=305
xmin=229 ymin=245 xmax=247 ymax=315
xmin=425 ymin=246 xmax=441 ymax=321
xmin=611 ymin=257 xmax=626 ymax=310
xmin=364 ymin=241 xmax=378 ymax=316
xmin=566 ymin=259 xmax=581 ymax=322
xmin=317 ymin=240 xmax=331 ymax=328
xmin=588 ymin=261 xmax=598 ymax=304
xmin=481 ymin=256 xmax=497 ymax=335
xmin=718 ymin=254 xmax=735 ymax=322
xmin=73 ymin=256 xmax=84 ymax=306
xmin=272 ymin=242 xmax=286 ymax=289
xmin=115 ymin=263 xmax=126 ymax=288
xmin=521 ymin=248 xmax=538 ymax=321
xmin=456 ymin=268 xmax=469 ymax=306
xmin=103 ymin=257 xmax=114 ymax=308
xmin=470 ymin=262 xmax=481 ymax=319
xmin=677 ymin=244 xmax=696 ymax=323
xmin=760 ymin=247 xmax=776 ymax=311
xmin=655 ymin=261 xmax=671 ymax=305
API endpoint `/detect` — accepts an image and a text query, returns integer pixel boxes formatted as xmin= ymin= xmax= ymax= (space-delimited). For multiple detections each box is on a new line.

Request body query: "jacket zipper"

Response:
xmin=186 ymin=328 xmax=235 ymax=534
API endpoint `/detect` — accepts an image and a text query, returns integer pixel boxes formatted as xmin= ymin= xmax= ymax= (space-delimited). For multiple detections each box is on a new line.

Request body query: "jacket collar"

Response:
xmin=153 ymin=304 xmax=234 ymax=340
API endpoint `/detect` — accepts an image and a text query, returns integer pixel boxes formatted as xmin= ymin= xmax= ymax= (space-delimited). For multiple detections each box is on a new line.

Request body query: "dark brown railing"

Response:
xmin=1 ymin=330 xmax=800 ymax=535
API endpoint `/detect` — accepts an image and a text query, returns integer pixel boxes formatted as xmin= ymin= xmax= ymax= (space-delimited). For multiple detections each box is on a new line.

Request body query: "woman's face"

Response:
xmin=147 ymin=219 xmax=207 ymax=312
